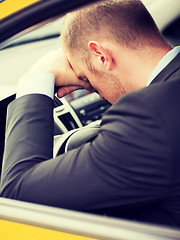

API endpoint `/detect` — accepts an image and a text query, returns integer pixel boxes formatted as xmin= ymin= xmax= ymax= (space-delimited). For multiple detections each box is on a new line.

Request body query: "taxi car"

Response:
xmin=0 ymin=0 xmax=180 ymax=239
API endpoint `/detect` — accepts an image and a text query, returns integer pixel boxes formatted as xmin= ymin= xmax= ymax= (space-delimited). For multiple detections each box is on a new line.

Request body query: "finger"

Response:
xmin=57 ymin=86 xmax=83 ymax=98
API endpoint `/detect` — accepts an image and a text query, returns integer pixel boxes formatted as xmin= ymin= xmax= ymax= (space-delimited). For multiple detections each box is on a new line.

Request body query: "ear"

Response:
xmin=88 ymin=41 xmax=113 ymax=71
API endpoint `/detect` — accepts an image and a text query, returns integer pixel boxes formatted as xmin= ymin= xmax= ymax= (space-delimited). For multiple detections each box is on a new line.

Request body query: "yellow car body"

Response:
xmin=0 ymin=0 xmax=41 ymax=20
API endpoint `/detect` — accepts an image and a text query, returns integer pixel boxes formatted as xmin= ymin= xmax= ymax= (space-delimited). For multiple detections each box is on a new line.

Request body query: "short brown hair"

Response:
xmin=62 ymin=0 xmax=165 ymax=57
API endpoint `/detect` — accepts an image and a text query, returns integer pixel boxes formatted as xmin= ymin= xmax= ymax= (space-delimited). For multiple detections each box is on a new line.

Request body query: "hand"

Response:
xmin=28 ymin=49 xmax=94 ymax=97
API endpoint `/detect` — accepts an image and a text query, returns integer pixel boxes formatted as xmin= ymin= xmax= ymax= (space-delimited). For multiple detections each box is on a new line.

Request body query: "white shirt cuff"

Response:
xmin=16 ymin=72 xmax=55 ymax=99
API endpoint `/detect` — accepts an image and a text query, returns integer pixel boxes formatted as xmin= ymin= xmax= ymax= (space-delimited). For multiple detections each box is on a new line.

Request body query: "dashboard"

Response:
xmin=54 ymin=90 xmax=110 ymax=134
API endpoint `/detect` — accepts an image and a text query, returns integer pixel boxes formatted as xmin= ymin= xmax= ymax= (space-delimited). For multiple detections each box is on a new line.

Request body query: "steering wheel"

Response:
xmin=54 ymin=122 xmax=100 ymax=157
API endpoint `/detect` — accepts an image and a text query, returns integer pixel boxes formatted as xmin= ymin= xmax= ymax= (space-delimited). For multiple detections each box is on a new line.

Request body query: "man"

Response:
xmin=1 ymin=0 xmax=180 ymax=227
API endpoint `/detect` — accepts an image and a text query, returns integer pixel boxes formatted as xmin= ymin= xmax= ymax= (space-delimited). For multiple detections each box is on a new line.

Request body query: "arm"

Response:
xmin=0 ymin=88 xmax=171 ymax=211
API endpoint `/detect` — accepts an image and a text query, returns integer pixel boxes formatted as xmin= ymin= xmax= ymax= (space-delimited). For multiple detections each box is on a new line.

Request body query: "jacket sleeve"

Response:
xmin=0 ymin=93 xmax=172 ymax=212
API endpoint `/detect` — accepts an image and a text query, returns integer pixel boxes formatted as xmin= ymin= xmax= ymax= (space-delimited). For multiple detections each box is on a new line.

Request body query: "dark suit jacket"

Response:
xmin=1 ymin=53 xmax=180 ymax=228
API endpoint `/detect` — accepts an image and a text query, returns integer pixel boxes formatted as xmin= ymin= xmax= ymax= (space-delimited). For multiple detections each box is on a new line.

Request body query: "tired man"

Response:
xmin=1 ymin=0 xmax=180 ymax=227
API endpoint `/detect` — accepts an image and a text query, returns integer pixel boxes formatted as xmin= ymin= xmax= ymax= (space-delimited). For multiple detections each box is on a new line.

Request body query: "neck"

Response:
xmin=115 ymin=44 xmax=173 ymax=92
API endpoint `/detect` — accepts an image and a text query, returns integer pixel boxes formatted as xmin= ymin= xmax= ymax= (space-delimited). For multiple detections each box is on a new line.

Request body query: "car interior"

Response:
xmin=0 ymin=0 xmax=179 ymax=174
xmin=0 ymin=0 xmax=180 ymax=239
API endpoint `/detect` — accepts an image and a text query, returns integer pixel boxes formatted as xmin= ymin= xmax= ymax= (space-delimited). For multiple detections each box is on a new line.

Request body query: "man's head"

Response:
xmin=61 ymin=0 xmax=171 ymax=103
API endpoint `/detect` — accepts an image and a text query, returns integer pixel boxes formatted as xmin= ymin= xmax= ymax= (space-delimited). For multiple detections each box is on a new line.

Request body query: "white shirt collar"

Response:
xmin=147 ymin=46 xmax=180 ymax=86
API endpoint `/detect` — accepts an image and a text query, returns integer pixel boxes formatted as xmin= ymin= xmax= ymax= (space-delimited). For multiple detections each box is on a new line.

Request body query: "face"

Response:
xmin=64 ymin=48 xmax=127 ymax=104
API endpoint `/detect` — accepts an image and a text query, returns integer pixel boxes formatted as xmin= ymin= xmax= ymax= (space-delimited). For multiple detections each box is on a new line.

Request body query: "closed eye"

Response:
xmin=78 ymin=76 xmax=89 ymax=82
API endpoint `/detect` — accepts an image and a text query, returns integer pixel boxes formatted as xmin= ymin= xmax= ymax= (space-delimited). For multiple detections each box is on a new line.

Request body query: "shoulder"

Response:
xmin=100 ymin=79 xmax=180 ymax=142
